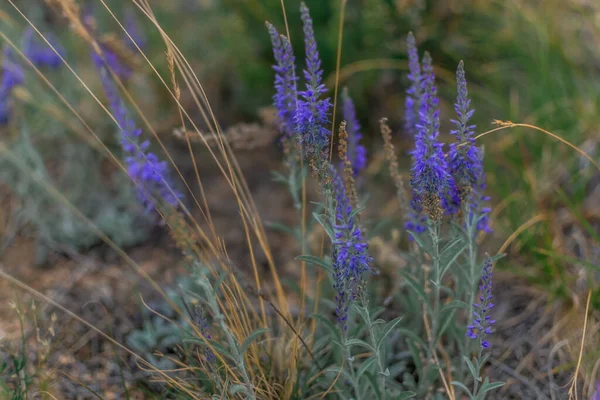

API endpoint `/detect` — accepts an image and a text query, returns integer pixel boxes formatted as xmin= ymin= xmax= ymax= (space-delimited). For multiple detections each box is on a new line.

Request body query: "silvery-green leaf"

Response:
xmin=240 ymin=328 xmax=269 ymax=355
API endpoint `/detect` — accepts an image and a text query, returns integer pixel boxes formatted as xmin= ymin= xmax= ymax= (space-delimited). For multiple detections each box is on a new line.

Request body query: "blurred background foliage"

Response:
xmin=1 ymin=0 xmax=599 ymax=301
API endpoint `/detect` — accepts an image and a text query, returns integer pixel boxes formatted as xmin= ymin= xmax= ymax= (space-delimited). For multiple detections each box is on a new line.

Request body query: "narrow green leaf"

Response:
xmin=313 ymin=212 xmax=334 ymax=239
xmin=270 ymin=171 xmax=288 ymax=183
xmin=296 ymin=255 xmax=332 ymax=273
xmin=214 ymin=270 xmax=229 ymax=293
xmin=488 ymin=253 xmax=506 ymax=263
xmin=397 ymin=391 xmax=417 ymax=399
xmin=479 ymin=380 xmax=505 ymax=393
xmin=462 ymin=356 xmax=478 ymax=380
xmin=229 ymin=384 xmax=249 ymax=395
xmin=240 ymin=328 xmax=269 ymax=355
xmin=353 ymin=304 xmax=371 ymax=326
xmin=442 ymin=300 xmax=469 ymax=313
xmin=357 ymin=357 xmax=378 ymax=378
xmin=450 ymin=381 xmax=473 ymax=397
xmin=407 ymin=230 xmax=430 ymax=253
xmin=363 ymin=371 xmax=382 ymax=400
xmin=312 ymin=314 xmax=340 ymax=341
xmin=398 ymin=270 xmax=432 ymax=314
xmin=440 ymin=239 xmax=467 ymax=278
xmin=265 ymin=221 xmax=297 ymax=236
xmin=345 ymin=338 xmax=375 ymax=352
xmin=376 ymin=317 xmax=403 ymax=351
xmin=436 ymin=309 xmax=457 ymax=343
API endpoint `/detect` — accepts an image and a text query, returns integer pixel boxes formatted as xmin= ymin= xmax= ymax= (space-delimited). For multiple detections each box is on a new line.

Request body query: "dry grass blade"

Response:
xmin=568 ymin=291 xmax=592 ymax=400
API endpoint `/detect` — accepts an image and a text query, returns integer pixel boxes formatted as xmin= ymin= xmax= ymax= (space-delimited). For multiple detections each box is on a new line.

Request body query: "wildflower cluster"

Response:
xmin=405 ymin=38 xmax=490 ymax=233
xmin=268 ymin=4 xmax=372 ymax=330
xmin=93 ymin=49 xmax=181 ymax=212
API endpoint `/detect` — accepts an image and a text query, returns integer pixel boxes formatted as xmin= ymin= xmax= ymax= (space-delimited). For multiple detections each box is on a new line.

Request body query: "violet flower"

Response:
xmin=330 ymin=166 xmax=373 ymax=329
xmin=0 ymin=46 xmax=24 ymax=124
xmin=123 ymin=9 xmax=146 ymax=51
xmin=467 ymin=255 xmax=495 ymax=349
xmin=409 ymin=51 xmax=453 ymax=220
xmin=94 ymin=57 xmax=181 ymax=212
xmin=266 ymin=22 xmax=297 ymax=139
xmin=404 ymin=32 xmax=423 ymax=137
xmin=294 ymin=2 xmax=331 ymax=164
xmin=448 ymin=61 xmax=491 ymax=231
xmin=22 ymin=28 xmax=65 ymax=69
xmin=92 ymin=47 xmax=132 ymax=81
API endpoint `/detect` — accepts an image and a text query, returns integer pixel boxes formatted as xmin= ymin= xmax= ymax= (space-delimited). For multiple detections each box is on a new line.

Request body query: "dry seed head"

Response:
xmin=422 ymin=192 xmax=443 ymax=222
xmin=380 ymin=118 xmax=410 ymax=219
xmin=45 ymin=0 xmax=99 ymax=53
xmin=338 ymin=120 xmax=358 ymax=208
xmin=165 ymin=48 xmax=181 ymax=101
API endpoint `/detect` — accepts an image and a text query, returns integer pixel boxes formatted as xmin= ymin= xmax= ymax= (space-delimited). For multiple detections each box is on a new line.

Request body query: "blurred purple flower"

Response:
xmin=22 ymin=28 xmax=65 ymax=69
xmin=123 ymin=9 xmax=146 ymax=51
xmin=467 ymin=255 xmax=495 ymax=348
xmin=92 ymin=46 xmax=132 ymax=81
xmin=94 ymin=61 xmax=181 ymax=212
xmin=404 ymin=32 xmax=423 ymax=137
xmin=0 ymin=46 xmax=24 ymax=124
xmin=342 ymin=88 xmax=367 ymax=176
xmin=591 ymin=376 xmax=600 ymax=400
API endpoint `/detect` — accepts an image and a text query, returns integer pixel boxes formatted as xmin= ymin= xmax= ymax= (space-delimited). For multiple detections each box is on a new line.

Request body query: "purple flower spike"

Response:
xmin=330 ymin=166 xmax=374 ymax=329
xmin=195 ymin=305 xmax=216 ymax=363
xmin=94 ymin=60 xmax=181 ymax=212
xmin=266 ymin=22 xmax=297 ymax=139
xmin=294 ymin=2 xmax=331 ymax=163
xmin=341 ymin=88 xmax=367 ymax=176
xmin=467 ymin=255 xmax=495 ymax=349
xmin=404 ymin=32 xmax=423 ymax=136
xmin=409 ymin=51 xmax=453 ymax=220
xmin=0 ymin=46 xmax=24 ymax=124
xmin=448 ymin=61 xmax=481 ymax=195
xmin=405 ymin=191 xmax=427 ymax=239
xmin=22 ymin=28 xmax=65 ymax=69
xmin=447 ymin=61 xmax=491 ymax=232
xmin=92 ymin=47 xmax=132 ymax=81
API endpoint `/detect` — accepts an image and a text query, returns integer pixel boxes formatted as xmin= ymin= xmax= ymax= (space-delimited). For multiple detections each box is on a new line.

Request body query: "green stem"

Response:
xmin=362 ymin=302 xmax=387 ymax=399
xmin=472 ymin=346 xmax=484 ymax=397
xmin=428 ymin=220 xmax=441 ymax=357
xmin=342 ymin=330 xmax=363 ymax=400
xmin=464 ymin=211 xmax=479 ymax=359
